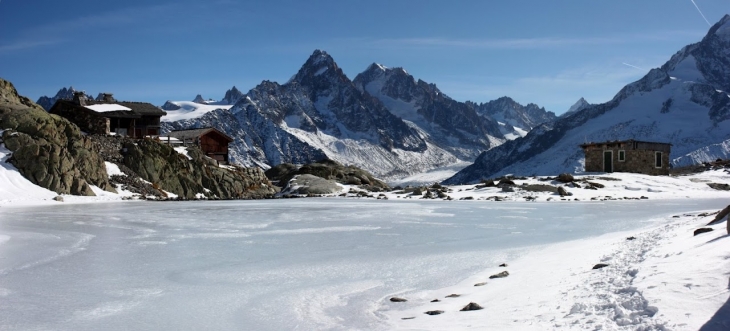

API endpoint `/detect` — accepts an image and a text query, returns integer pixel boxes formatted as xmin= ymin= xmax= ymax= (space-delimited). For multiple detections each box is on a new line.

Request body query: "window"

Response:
xmin=618 ymin=150 xmax=625 ymax=162
xmin=655 ymin=152 xmax=662 ymax=168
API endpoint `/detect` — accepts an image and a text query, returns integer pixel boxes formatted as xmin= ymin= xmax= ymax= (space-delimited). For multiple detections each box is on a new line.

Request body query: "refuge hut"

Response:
xmin=580 ymin=140 xmax=671 ymax=175
xmin=49 ymin=92 xmax=166 ymax=138
xmin=162 ymin=128 xmax=233 ymax=164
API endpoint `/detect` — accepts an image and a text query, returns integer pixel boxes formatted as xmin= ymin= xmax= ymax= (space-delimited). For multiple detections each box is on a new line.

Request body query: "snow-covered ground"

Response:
xmin=1 ymin=137 xmax=730 ymax=329
xmin=0 ymin=197 xmax=729 ymax=330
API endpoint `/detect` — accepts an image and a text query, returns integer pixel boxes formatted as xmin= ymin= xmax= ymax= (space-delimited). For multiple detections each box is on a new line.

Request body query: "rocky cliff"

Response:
xmin=1 ymin=79 xmax=114 ymax=196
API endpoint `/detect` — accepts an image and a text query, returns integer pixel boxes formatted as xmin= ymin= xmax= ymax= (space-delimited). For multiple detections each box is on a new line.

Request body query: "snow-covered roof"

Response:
xmin=84 ymin=104 xmax=132 ymax=112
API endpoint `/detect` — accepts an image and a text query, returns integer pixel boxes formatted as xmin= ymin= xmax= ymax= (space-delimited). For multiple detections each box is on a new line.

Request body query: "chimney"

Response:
xmin=101 ymin=93 xmax=115 ymax=103
xmin=73 ymin=91 xmax=87 ymax=106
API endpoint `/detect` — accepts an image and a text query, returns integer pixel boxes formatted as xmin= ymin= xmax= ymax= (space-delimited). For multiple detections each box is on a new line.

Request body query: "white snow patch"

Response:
xmin=84 ymin=104 xmax=132 ymax=112
xmin=161 ymin=101 xmax=234 ymax=122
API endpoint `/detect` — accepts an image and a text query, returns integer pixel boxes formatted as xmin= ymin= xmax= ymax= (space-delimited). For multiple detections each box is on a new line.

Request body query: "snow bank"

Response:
xmin=384 ymin=212 xmax=730 ymax=330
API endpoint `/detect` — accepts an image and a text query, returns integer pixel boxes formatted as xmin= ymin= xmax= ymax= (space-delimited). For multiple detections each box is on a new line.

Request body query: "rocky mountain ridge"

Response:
xmin=159 ymin=51 xmax=554 ymax=180
xmin=444 ymin=14 xmax=730 ymax=184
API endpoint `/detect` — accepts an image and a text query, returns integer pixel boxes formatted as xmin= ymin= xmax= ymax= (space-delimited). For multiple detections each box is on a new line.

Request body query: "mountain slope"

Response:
xmin=445 ymin=14 xmax=730 ymax=184
xmin=353 ymin=64 xmax=504 ymax=160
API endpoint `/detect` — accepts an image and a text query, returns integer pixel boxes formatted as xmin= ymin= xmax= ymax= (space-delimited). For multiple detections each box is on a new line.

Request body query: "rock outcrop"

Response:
xmin=265 ymin=158 xmax=389 ymax=191
xmin=122 ymin=139 xmax=277 ymax=199
xmin=0 ymin=78 xmax=114 ymax=196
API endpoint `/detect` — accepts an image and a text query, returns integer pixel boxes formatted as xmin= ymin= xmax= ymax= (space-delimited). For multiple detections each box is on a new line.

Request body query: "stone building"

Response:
xmin=49 ymin=92 xmax=166 ymax=138
xmin=580 ymin=140 xmax=671 ymax=175
xmin=161 ymin=127 xmax=233 ymax=164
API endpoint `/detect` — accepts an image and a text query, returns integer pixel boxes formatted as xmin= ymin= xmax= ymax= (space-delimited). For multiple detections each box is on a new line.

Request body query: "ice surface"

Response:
xmin=0 ymin=198 xmax=727 ymax=330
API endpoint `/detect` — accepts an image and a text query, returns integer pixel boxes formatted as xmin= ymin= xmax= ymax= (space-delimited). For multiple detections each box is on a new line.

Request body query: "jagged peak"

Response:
xmin=307 ymin=49 xmax=335 ymax=66
xmin=366 ymin=62 xmax=388 ymax=72
xmin=192 ymin=94 xmax=205 ymax=103
xmin=712 ymin=14 xmax=730 ymax=34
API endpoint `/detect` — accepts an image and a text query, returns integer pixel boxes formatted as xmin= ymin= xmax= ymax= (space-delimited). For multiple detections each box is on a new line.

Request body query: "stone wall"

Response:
xmin=584 ymin=145 xmax=670 ymax=175
xmin=49 ymin=102 xmax=109 ymax=135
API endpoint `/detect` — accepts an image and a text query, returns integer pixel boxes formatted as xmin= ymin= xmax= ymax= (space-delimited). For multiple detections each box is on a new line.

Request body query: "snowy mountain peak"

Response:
xmin=711 ymin=14 xmax=730 ymax=37
xmin=192 ymin=94 xmax=205 ymax=103
xmin=366 ymin=62 xmax=389 ymax=72
xmin=292 ymin=49 xmax=344 ymax=83
xmin=563 ymin=97 xmax=591 ymax=117
xmin=221 ymin=86 xmax=245 ymax=105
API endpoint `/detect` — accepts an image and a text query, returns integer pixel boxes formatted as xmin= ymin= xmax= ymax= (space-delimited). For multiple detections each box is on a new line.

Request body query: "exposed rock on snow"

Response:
xmin=460 ymin=302 xmax=484 ymax=311
xmin=489 ymin=271 xmax=509 ymax=279
xmin=693 ymin=227 xmax=713 ymax=236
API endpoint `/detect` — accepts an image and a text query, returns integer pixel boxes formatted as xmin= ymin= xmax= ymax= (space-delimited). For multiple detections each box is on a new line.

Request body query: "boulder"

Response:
xmin=390 ymin=297 xmax=408 ymax=303
xmin=474 ymin=282 xmax=487 ymax=287
xmin=264 ymin=158 xmax=389 ymax=192
xmin=284 ymin=174 xmax=341 ymax=195
xmin=522 ymin=184 xmax=558 ymax=193
xmin=592 ymin=263 xmax=609 ymax=270
xmin=489 ymin=271 xmax=509 ymax=279
xmin=445 ymin=294 xmax=460 ymax=298
xmin=693 ymin=228 xmax=714 ymax=236
xmin=708 ymin=183 xmax=730 ymax=191
xmin=424 ymin=310 xmax=444 ymax=316
xmin=499 ymin=263 xmax=508 ymax=267
xmin=460 ymin=302 xmax=484 ymax=311
xmin=557 ymin=173 xmax=574 ymax=183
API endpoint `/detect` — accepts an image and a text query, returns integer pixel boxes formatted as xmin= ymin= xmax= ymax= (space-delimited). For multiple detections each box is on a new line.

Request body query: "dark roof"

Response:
xmin=49 ymin=99 xmax=166 ymax=117
xmin=166 ymin=127 xmax=233 ymax=142
xmin=580 ymin=139 xmax=672 ymax=148
xmin=113 ymin=101 xmax=167 ymax=116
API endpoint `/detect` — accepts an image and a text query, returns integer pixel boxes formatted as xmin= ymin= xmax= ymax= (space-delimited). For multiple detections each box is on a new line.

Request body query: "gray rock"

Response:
xmin=53 ymin=196 xmax=64 ymax=202
xmin=474 ymin=282 xmax=487 ymax=287
xmin=557 ymin=173 xmax=574 ymax=183
xmin=424 ymin=310 xmax=444 ymax=316
xmin=460 ymin=302 xmax=484 ymax=311
xmin=489 ymin=271 xmax=509 ymax=279
xmin=592 ymin=263 xmax=609 ymax=270
xmin=390 ymin=297 xmax=407 ymax=302
xmin=694 ymin=228 xmax=714 ymax=236
xmin=445 ymin=294 xmax=461 ymax=298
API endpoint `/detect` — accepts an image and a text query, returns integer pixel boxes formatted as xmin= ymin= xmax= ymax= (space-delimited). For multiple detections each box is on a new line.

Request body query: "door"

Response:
xmin=603 ymin=151 xmax=613 ymax=172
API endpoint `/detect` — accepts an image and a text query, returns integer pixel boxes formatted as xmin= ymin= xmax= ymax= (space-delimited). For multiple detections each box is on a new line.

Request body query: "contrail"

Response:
xmin=622 ymin=62 xmax=645 ymax=71
xmin=689 ymin=0 xmax=712 ymax=26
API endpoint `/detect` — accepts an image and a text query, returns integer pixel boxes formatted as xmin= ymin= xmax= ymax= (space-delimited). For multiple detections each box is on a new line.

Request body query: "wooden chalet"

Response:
xmin=580 ymin=139 xmax=671 ymax=175
xmin=162 ymin=128 xmax=233 ymax=164
xmin=49 ymin=92 xmax=166 ymax=138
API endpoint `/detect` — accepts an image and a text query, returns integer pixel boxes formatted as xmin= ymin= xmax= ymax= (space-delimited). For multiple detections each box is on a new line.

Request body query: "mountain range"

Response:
xmin=38 ymin=51 xmax=556 ymax=180
xmin=444 ymin=14 xmax=730 ymax=184
xmin=38 ymin=15 xmax=730 ymax=184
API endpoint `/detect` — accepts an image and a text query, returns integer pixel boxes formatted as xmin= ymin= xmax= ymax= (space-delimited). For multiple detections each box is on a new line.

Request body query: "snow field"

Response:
xmin=384 ymin=212 xmax=730 ymax=330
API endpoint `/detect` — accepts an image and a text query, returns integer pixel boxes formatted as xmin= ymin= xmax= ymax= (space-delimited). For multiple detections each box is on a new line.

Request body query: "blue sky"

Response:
xmin=1 ymin=1 xmax=728 ymax=114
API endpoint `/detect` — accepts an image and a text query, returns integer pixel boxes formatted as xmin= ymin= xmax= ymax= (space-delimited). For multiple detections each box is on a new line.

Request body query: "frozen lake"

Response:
xmin=0 ymin=198 xmax=724 ymax=330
